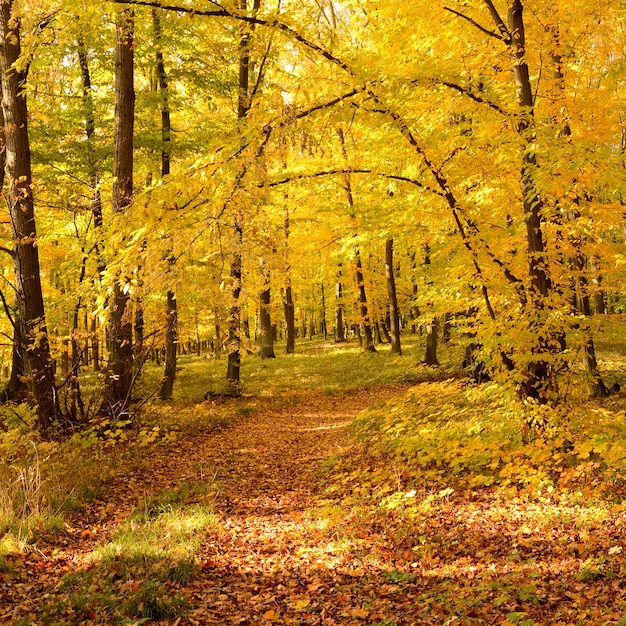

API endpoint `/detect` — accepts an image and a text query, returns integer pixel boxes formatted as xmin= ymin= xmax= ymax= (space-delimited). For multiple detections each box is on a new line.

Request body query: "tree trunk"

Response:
xmin=257 ymin=257 xmax=275 ymax=358
xmin=338 ymin=127 xmax=376 ymax=352
xmin=335 ymin=265 xmax=346 ymax=342
xmin=0 ymin=1 xmax=59 ymax=431
xmin=159 ymin=289 xmax=177 ymax=400
xmin=101 ymin=8 xmax=135 ymax=417
xmin=152 ymin=9 xmax=178 ymax=395
xmin=283 ymin=285 xmax=295 ymax=353
xmin=227 ymin=0 xmax=259 ymax=385
xmin=505 ymin=1 xmax=557 ymax=401
xmin=283 ymin=206 xmax=295 ymax=353
xmin=385 ymin=238 xmax=402 ymax=354
xmin=320 ymin=283 xmax=328 ymax=340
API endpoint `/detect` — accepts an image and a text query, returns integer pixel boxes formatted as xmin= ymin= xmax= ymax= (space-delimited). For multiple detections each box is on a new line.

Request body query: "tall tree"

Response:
xmin=101 ymin=8 xmax=135 ymax=416
xmin=385 ymin=238 xmax=401 ymax=354
xmin=0 ymin=0 xmax=59 ymax=431
xmin=257 ymin=256 xmax=275 ymax=358
xmin=153 ymin=8 xmax=178 ymax=400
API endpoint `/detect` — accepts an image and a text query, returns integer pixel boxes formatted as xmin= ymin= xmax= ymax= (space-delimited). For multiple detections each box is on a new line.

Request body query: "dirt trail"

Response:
xmin=1 ymin=385 xmax=415 ymax=625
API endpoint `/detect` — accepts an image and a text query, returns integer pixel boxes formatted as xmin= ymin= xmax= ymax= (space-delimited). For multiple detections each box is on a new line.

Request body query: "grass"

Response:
xmin=51 ymin=485 xmax=214 ymax=624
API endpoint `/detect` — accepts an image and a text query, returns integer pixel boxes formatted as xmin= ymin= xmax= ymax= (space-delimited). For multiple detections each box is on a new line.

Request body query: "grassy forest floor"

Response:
xmin=3 ymin=326 xmax=626 ymax=625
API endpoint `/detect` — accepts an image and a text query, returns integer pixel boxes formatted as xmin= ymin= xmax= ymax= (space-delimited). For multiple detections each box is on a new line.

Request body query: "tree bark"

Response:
xmin=151 ymin=8 xmax=178 ymax=397
xmin=101 ymin=8 xmax=135 ymax=417
xmin=159 ymin=289 xmax=177 ymax=400
xmin=320 ymin=283 xmax=328 ymax=340
xmin=385 ymin=238 xmax=402 ymax=354
xmin=283 ymin=206 xmax=295 ymax=353
xmin=227 ymin=0 xmax=259 ymax=385
xmin=334 ymin=265 xmax=346 ymax=342
xmin=337 ymin=127 xmax=375 ymax=352
xmin=257 ymin=257 xmax=275 ymax=358
xmin=0 ymin=0 xmax=59 ymax=431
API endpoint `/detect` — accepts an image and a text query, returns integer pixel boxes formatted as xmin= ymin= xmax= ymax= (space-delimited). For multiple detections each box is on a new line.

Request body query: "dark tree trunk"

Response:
xmin=283 ymin=206 xmax=295 ymax=353
xmin=0 ymin=108 xmax=26 ymax=404
xmin=152 ymin=9 xmax=178 ymax=395
xmin=159 ymin=289 xmax=177 ymax=400
xmin=354 ymin=252 xmax=375 ymax=351
xmin=257 ymin=258 xmax=275 ymax=358
xmin=337 ymin=127 xmax=376 ymax=352
xmin=409 ymin=251 xmax=420 ymax=334
xmin=284 ymin=285 xmax=295 ymax=353
xmin=0 ymin=1 xmax=59 ymax=431
xmin=227 ymin=219 xmax=243 ymax=382
xmin=385 ymin=238 xmax=402 ymax=354
xmin=134 ymin=296 xmax=144 ymax=356
xmin=379 ymin=317 xmax=391 ymax=343
xmin=101 ymin=8 xmax=135 ymax=417
xmin=320 ymin=283 xmax=328 ymax=339
xmin=334 ymin=265 xmax=346 ymax=342
xmin=1 ymin=315 xmax=26 ymax=403
xmin=227 ymin=0 xmax=259 ymax=385
xmin=573 ymin=252 xmax=610 ymax=397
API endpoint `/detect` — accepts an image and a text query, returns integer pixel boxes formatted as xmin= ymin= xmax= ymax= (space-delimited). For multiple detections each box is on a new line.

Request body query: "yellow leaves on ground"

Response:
xmin=347 ymin=378 xmax=626 ymax=497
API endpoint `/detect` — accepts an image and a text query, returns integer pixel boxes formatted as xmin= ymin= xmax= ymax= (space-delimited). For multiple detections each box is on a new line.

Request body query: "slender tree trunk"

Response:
xmin=283 ymin=206 xmax=295 ymax=353
xmin=320 ymin=283 xmax=328 ymax=340
xmin=283 ymin=285 xmax=295 ymax=353
xmin=151 ymin=8 xmax=178 ymax=396
xmin=1 ymin=310 xmax=26 ymax=403
xmin=409 ymin=251 xmax=420 ymax=333
xmin=159 ymin=289 xmax=177 ymax=400
xmin=257 ymin=257 xmax=275 ymax=358
xmin=385 ymin=238 xmax=402 ymax=354
xmin=334 ymin=266 xmax=346 ymax=342
xmin=501 ymin=1 xmax=556 ymax=401
xmin=424 ymin=318 xmax=439 ymax=366
xmin=0 ymin=1 xmax=59 ymax=431
xmin=101 ymin=8 xmax=135 ymax=417
xmin=337 ymin=128 xmax=375 ymax=352
xmin=0 ymin=101 xmax=26 ymax=403
xmin=227 ymin=0 xmax=259 ymax=385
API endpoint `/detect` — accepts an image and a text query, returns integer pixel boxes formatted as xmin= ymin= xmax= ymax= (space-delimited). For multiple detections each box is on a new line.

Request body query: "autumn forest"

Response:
xmin=1 ymin=0 xmax=626 ymax=624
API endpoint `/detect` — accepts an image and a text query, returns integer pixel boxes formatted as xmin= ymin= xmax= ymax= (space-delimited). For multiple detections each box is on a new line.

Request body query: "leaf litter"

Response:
xmin=2 ymin=382 xmax=626 ymax=624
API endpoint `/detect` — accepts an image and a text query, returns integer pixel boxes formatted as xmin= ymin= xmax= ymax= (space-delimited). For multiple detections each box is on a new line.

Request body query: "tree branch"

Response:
xmin=435 ymin=80 xmax=508 ymax=116
xmin=108 ymin=0 xmax=355 ymax=76
xmin=443 ymin=7 xmax=502 ymax=40
xmin=482 ymin=0 xmax=512 ymax=45
xmin=265 ymin=168 xmax=444 ymax=197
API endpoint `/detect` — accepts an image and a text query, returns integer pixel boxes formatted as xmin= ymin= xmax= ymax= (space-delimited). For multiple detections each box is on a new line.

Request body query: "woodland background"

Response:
xmin=1 ymin=0 xmax=626 ymax=624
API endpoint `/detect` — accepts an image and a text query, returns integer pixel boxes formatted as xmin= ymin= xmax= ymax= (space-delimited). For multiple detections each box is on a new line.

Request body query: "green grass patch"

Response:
xmin=51 ymin=497 xmax=214 ymax=623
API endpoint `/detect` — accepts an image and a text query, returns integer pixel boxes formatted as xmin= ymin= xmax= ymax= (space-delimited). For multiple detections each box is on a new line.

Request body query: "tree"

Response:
xmin=0 ymin=0 xmax=59 ymax=432
xmin=101 ymin=7 xmax=135 ymax=417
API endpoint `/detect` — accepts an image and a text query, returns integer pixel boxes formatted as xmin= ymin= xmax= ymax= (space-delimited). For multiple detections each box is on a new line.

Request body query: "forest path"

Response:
xmin=2 ymin=383 xmax=415 ymax=625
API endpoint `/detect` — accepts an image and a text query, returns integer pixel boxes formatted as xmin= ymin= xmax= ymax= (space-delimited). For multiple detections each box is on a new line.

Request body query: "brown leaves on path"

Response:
xmin=1 ymin=384 xmax=416 ymax=625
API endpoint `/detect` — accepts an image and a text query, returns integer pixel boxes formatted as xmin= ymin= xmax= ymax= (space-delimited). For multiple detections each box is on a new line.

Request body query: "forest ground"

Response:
xmin=2 ymin=332 xmax=626 ymax=625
